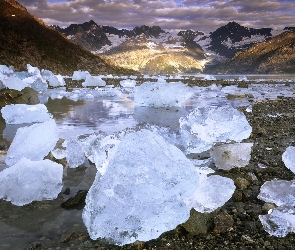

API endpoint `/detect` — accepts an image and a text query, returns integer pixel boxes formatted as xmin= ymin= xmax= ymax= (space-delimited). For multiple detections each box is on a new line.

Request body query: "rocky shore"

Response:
xmin=54 ymin=95 xmax=295 ymax=250
xmin=1 ymin=80 xmax=295 ymax=250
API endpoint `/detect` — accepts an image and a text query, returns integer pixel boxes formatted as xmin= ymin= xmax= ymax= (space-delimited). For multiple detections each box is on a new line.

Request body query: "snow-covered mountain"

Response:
xmin=205 ymin=30 xmax=295 ymax=74
xmin=54 ymin=20 xmax=293 ymax=74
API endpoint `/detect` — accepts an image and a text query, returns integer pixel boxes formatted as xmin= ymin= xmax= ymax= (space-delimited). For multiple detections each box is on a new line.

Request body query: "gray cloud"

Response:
xmin=18 ymin=0 xmax=295 ymax=32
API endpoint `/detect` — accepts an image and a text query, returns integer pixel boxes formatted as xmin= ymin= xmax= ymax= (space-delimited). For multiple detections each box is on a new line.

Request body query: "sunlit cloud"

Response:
xmin=18 ymin=0 xmax=295 ymax=31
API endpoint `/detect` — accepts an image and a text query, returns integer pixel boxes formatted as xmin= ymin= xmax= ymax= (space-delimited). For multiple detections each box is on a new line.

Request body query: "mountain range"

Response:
xmin=54 ymin=20 xmax=295 ymax=74
xmin=1 ymin=0 xmax=295 ymax=75
xmin=0 ymin=0 xmax=135 ymax=75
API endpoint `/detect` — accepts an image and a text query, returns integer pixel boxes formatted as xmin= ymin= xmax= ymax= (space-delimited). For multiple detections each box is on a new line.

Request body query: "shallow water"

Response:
xmin=1 ymin=80 xmax=295 ymax=248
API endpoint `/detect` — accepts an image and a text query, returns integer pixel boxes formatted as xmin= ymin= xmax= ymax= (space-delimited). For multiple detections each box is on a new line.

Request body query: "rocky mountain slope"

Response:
xmin=0 ymin=0 xmax=135 ymax=75
xmin=55 ymin=21 xmax=206 ymax=74
xmin=205 ymin=30 xmax=295 ymax=74
xmin=54 ymin=20 xmax=294 ymax=75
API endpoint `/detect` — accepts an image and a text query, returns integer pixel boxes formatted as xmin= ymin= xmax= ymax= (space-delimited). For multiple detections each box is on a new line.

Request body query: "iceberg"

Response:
xmin=282 ymin=146 xmax=295 ymax=174
xmin=120 ymin=79 xmax=136 ymax=88
xmin=5 ymin=119 xmax=59 ymax=166
xmin=48 ymin=74 xmax=61 ymax=87
xmin=72 ymin=70 xmax=90 ymax=80
xmin=134 ymin=81 xmax=194 ymax=107
xmin=0 ymin=65 xmax=14 ymax=74
xmin=82 ymin=129 xmax=199 ymax=245
xmin=1 ymin=104 xmax=52 ymax=124
xmin=203 ymin=75 xmax=216 ymax=80
xmin=210 ymin=143 xmax=253 ymax=170
xmin=27 ymin=64 xmax=41 ymax=76
xmin=0 ymin=157 xmax=63 ymax=206
xmin=30 ymin=78 xmax=48 ymax=92
xmin=2 ymin=76 xmax=29 ymax=91
xmin=82 ymin=75 xmax=106 ymax=87
xmin=180 ymin=106 xmax=252 ymax=153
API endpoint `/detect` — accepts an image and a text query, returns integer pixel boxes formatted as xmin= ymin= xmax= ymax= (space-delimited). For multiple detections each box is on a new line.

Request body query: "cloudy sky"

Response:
xmin=18 ymin=0 xmax=295 ymax=32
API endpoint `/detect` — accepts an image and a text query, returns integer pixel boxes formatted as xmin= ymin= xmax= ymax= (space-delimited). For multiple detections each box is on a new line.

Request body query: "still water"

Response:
xmin=1 ymin=79 xmax=295 ymax=248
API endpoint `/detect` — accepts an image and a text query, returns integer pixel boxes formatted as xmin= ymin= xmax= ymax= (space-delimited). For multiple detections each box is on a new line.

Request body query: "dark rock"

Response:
xmin=213 ymin=211 xmax=234 ymax=233
xmin=61 ymin=190 xmax=88 ymax=210
xmin=182 ymin=208 xmax=215 ymax=235
xmin=0 ymin=87 xmax=39 ymax=108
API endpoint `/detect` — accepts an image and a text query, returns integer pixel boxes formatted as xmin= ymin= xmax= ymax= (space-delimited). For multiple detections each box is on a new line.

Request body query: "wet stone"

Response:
xmin=61 ymin=190 xmax=88 ymax=210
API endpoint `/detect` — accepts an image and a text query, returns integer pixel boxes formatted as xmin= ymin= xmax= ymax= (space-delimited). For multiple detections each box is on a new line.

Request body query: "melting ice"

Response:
xmin=0 ymin=157 xmax=63 ymax=206
xmin=82 ymin=129 xmax=200 ymax=245
xmin=1 ymin=104 xmax=52 ymax=124
xmin=180 ymin=106 xmax=252 ymax=154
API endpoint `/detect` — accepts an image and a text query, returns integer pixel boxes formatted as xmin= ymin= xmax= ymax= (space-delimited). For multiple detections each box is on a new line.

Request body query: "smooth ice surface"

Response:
xmin=82 ymin=129 xmax=199 ymax=245
xmin=210 ymin=143 xmax=253 ymax=170
xmin=72 ymin=70 xmax=90 ymax=80
xmin=134 ymin=81 xmax=194 ymax=107
xmin=282 ymin=146 xmax=295 ymax=174
xmin=66 ymin=139 xmax=86 ymax=168
xmin=1 ymin=104 xmax=52 ymax=124
xmin=259 ymin=206 xmax=295 ymax=237
xmin=0 ymin=157 xmax=63 ymax=206
xmin=5 ymin=119 xmax=59 ymax=166
xmin=120 ymin=79 xmax=136 ymax=88
xmin=82 ymin=75 xmax=106 ymax=87
xmin=258 ymin=180 xmax=295 ymax=206
xmin=186 ymin=175 xmax=235 ymax=213
xmin=2 ymin=76 xmax=29 ymax=91
xmin=180 ymin=106 xmax=252 ymax=153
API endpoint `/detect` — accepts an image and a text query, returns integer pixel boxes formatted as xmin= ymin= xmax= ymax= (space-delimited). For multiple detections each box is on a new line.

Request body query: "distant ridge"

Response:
xmin=0 ymin=0 xmax=136 ymax=75
xmin=205 ymin=30 xmax=295 ymax=74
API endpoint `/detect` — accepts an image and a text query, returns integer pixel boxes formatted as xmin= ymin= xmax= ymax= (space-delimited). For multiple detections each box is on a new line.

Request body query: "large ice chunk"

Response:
xmin=72 ymin=70 xmax=90 ymax=80
xmin=258 ymin=180 xmax=295 ymax=206
xmin=282 ymin=146 xmax=295 ymax=174
xmin=1 ymin=104 xmax=52 ymax=124
xmin=0 ymin=157 xmax=63 ymax=206
xmin=186 ymin=175 xmax=235 ymax=213
xmin=259 ymin=206 xmax=295 ymax=237
xmin=27 ymin=64 xmax=40 ymax=76
xmin=30 ymin=78 xmax=48 ymax=92
xmin=5 ymin=119 xmax=59 ymax=166
xmin=120 ymin=79 xmax=136 ymax=88
xmin=134 ymin=81 xmax=194 ymax=107
xmin=2 ymin=76 xmax=29 ymax=91
xmin=66 ymin=139 xmax=86 ymax=168
xmin=82 ymin=130 xmax=199 ymax=245
xmin=210 ymin=143 xmax=253 ymax=170
xmin=180 ymin=106 xmax=252 ymax=153
xmin=82 ymin=75 xmax=106 ymax=87
xmin=0 ymin=65 xmax=14 ymax=74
